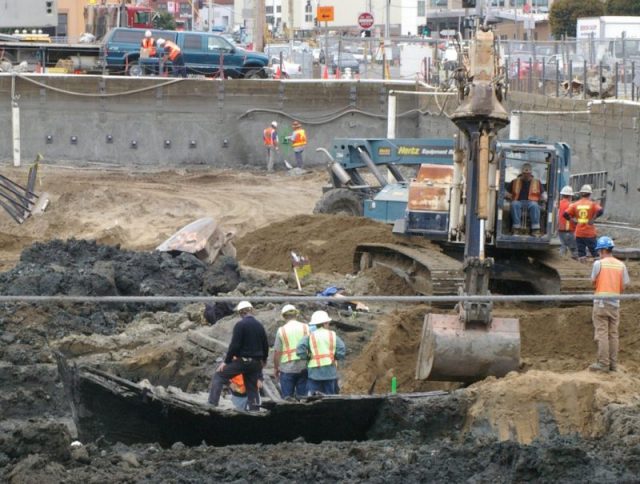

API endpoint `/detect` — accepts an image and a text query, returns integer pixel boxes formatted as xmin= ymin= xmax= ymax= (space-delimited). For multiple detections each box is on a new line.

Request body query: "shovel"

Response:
xmin=283 ymin=159 xmax=293 ymax=170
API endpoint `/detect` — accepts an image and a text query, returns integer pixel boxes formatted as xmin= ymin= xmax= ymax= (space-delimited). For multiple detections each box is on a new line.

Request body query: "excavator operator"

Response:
xmin=505 ymin=162 xmax=547 ymax=236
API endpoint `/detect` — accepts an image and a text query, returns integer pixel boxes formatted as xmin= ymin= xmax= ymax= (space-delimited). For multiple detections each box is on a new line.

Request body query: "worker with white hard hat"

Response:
xmin=296 ymin=310 xmax=346 ymax=396
xmin=263 ymin=120 xmax=280 ymax=172
xmin=273 ymin=304 xmax=310 ymax=399
xmin=140 ymin=30 xmax=157 ymax=74
xmin=156 ymin=37 xmax=186 ymax=77
xmin=557 ymin=185 xmax=577 ymax=258
xmin=563 ymin=184 xmax=604 ymax=262
xmin=208 ymin=301 xmax=268 ymax=411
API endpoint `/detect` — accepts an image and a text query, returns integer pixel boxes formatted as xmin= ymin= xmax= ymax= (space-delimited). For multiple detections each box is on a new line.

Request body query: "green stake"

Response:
xmin=391 ymin=376 xmax=397 ymax=394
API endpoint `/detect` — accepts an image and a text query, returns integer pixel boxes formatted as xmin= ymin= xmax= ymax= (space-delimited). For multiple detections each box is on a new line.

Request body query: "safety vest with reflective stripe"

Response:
xmin=141 ymin=38 xmax=156 ymax=56
xmin=566 ymin=198 xmax=600 ymax=238
xmin=277 ymin=320 xmax=309 ymax=363
xmin=511 ymin=176 xmax=542 ymax=201
xmin=291 ymin=128 xmax=307 ymax=148
xmin=308 ymin=328 xmax=336 ymax=368
xmin=263 ymin=127 xmax=276 ymax=147
xmin=229 ymin=374 xmax=246 ymax=395
xmin=164 ymin=41 xmax=181 ymax=61
xmin=558 ymin=198 xmax=575 ymax=232
xmin=594 ymin=257 xmax=625 ymax=296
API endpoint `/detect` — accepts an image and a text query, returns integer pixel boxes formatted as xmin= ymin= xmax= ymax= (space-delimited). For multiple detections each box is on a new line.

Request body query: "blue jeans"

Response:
xmin=294 ymin=149 xmax=304 ymax=168
xmin=576 ymin=237 xmax=597 ymax=258
xmin=559 ymin=231 xmax=577 ymax=257
xmin=511 ymin=200 xmax=541 ymax=230
xmin=279 ymin=370 xmax=307 ymax=398
xmin=307 ymin=378 xmax=337 ymax=395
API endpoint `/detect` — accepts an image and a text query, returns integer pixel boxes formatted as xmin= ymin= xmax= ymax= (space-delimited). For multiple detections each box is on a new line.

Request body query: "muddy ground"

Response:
xmin=2 ymin=165 xmax=640 ymax=482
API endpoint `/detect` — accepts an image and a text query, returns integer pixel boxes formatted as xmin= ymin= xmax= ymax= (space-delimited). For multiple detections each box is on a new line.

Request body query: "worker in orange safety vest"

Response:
xmin=505 ymin=162 xmax=546 ymax=236
xmin=296 ymin=310 xmax=345 ymax=395
xmin=588 ymin=236 xmax=629 ymax=373
xmin=287 ymin=120 xmax=307 ymax=169
xmin=563 ymin=184 xmax=604 ymax=262
xmin=263 ymin=121 xmax=279 ymax=172
xmin=557 ymin=185 xmax=577 ymax=258
xmin=141 ymin=30 xmax=157 ymax=57
xmin=156 ymin=38 xmax=186 ymax=78
xmin=273 ymin=304 xmax=309 ymax=398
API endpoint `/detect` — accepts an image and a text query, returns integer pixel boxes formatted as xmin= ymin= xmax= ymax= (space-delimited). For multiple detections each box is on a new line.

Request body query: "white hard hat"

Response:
xmin=156 ymin=38 xmax=165 ymax=46
xmin=310 ymin=310 xmax=332 ymax=326
xmin=579 ymin=184 xmax=592 ymax=194
xmin=271 ymin=121 xmax=278 ymax=128
xmin=236 ymin=300 xmax=253 ymax=311
xmin=145 ymin=30 xmax=152 ymax=38
xmin=560 ymin=185 xmax=573 ymax=196
xmin=281 ymin=304 xmax=297 ymax=315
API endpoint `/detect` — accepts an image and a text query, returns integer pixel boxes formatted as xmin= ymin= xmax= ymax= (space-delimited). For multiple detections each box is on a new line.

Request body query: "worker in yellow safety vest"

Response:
xmin=273 ymin=304 xmax=309 ymax=399
xmin=288 ymin=120 xmax=307 ymax=169
xmin=588 ymin=236 xmax=630 ymax=373
xmin=296 ymin=310 xmax=345 ymax=395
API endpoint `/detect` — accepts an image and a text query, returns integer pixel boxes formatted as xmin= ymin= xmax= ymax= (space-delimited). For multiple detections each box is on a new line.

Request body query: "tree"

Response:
xmin=549 ymin=0 xmax=605 ymax=39
xmin=153 ymin=11 xmax=176 ymax=31
xmin=606 ymin=0 xmax=640 ymax=16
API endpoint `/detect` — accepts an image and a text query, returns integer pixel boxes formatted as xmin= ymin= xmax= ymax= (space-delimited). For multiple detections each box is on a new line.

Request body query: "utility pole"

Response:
xmin=384 ymin=0 xmax=391 ymax=79
xmin=254 ymin=0 xmax=266 ymax=52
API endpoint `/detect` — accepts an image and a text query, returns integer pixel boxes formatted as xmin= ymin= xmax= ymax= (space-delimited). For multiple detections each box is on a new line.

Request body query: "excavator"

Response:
xmin=316 ymin=28 xmax=592 ymax=382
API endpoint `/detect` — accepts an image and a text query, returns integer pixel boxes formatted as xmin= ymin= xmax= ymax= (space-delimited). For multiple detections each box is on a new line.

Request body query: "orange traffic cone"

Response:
xmin=335 ymin=67 xmax=341 ymax=79
xmin=322 ymin=65 xmax=328 ymax=79
xmin=274 ymin=64 xmax=281 ymax=79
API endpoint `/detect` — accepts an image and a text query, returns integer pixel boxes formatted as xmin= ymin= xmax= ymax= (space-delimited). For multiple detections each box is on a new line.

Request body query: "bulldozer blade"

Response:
xmin=415 ymin=313 xmax=520 ymax=383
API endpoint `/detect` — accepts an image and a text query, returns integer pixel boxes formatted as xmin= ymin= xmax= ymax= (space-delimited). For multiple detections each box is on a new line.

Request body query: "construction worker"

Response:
xmin=563 ymin=184 xmax=604 ymax=262
xmin=288 ymin=121 xmax=307 ymax=169
xmin=273 ymin=304 xmax=309 ymax=399
xmin=589 ymin=236 xmax=630 ymax=373
xmin=141 ymin=30 xmax=156 ymax=57
xmin=296 ymin=310 xmax=345 ymax=395
xmin=263 ymin=121 xmax=279 ymax=172
xmin=208 ymin=301 xmax=268 ymax=411
xmin=156 ymin=38 xmax=186 ymax=78
xmin=558 ymin=185 xmax=577 ymax=258
xmin=505 ymin=162 xmax=546 ymax=236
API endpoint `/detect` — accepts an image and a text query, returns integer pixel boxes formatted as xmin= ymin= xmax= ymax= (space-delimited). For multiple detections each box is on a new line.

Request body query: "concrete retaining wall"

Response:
xmin=1 ymin=74 xmax=639 ymax=221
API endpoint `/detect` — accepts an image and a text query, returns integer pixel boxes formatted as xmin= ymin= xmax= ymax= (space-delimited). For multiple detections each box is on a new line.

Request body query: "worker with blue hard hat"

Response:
xmin=588 ymin=235 xmax=630 ymax=373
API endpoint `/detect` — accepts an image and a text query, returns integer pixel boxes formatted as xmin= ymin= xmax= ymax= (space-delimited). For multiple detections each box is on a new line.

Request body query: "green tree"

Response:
xmin=606 ymin=0 xmax=640 ymax=15
xmin=153 ymin=11 xmax=176 ymax=31
xmin=550 ymin=0 xmax=605 ymax=38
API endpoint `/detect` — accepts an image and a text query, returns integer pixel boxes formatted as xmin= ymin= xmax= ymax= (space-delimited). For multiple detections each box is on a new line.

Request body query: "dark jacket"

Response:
xmin=225 ymin=315 xmax=269 ymax=364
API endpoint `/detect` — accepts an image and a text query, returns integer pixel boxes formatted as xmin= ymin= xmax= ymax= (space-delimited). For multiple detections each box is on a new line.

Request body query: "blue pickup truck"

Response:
xmin=103 ymin=28 xmax=270 ymax=78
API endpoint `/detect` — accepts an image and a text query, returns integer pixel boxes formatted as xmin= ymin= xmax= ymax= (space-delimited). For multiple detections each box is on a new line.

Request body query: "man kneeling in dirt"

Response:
xmin=208 ymin=301 xmax=268 ymax=411
xmin=296 ymin=310 xmax=345 ymax=395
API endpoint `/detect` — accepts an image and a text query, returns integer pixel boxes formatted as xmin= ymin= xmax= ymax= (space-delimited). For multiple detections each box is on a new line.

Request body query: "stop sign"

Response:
xmin=358 ymin=12 xmax=374 ymax=30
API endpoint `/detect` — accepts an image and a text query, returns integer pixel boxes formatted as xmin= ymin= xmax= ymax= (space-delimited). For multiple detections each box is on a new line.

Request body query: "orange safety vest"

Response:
xmin=263 ymin=127 xmax=276 ymax=147
xmin=277 ymin=320 xmax=309 ymax=363
xmin=229 ymin=374 xmax=246 ymax=395
xmin=164 ymin=41 xmax=181 ymax=61
xmin=141 ymin=37 xmax=156 ymax=56
xmin=291 ymin=128 xmax=307 ymax=148
xmin=511 ymin=176 xmax=542 ymax=201
xmin=566 ymin=197 xmax=601 ymax=239
xmin=594 ymin=256 xmax=625 ymax=296
xmin=558 ymin=198 xmax=575 ymax=232
xmin=307 ymin=328 xmax=336 ymax=369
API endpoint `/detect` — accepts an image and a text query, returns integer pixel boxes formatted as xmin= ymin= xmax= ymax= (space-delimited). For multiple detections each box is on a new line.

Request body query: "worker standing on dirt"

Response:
xmin=288 ymin=121 xmax=307 ymax=169
xmin=156 ymin=38 xmax=187 ymax=78
xmin=589 ymin=236 xmax=630 ymax=373
xmin=273 ymin=304 xmax=309 ymax=399
xmin=563 ymin=184 xmax=603 ymax=262
xmin=208 ymin=301 xmax=268 ymax=411
xmin=558 ymin=185 xmax=577 ymax=258
xmin=296 ymin=310 xmax=345 ymax=395
xmin=505 ymin=162 xmax=546 ymax=236
xmin=263 ymin=121 xmax=279 ymax=172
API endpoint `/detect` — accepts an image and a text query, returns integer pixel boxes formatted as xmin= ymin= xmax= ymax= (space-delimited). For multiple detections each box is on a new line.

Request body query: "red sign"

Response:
xmin=358 ymin=12 xmax=374 ymax=29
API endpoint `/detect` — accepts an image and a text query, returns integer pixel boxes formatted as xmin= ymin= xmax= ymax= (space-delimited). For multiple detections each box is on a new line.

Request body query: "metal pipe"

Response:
xmin=477 ymin=131 xmax=489 ymax=220
xmin=479 ymin=219 xmax=485 ymax=260
xmin=387 ymin=94 xmax=396 ymax=139
xmin=11 ymin=73 xmax=20 ymax=167
xmin=449 ymin=132 xmax=464 ymax=240
xmin=0 ymin=294 xmax=638 ymax=304
xmin=511 ymin=109 xmax=591 ymax=115
xmin=357 ymin=146 xmax=388 ymax=187
xmin=388 ymin=90 xmax=457 ymax=96
xmin=509 ymin=111 xmax=521 ymax=139
xmin=486 ymin=144 xmax=497 ymax=235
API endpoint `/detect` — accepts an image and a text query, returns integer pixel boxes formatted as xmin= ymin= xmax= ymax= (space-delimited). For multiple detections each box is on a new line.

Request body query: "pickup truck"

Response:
xmin=104 ymin=28 xmax=270 ymax=78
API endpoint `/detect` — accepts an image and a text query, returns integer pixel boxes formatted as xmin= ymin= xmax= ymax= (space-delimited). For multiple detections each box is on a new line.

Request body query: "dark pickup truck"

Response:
xmin=104 ymin=28 xmax=270 ymax=78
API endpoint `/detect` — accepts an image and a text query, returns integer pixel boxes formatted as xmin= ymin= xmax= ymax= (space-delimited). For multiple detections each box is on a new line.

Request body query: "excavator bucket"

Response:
xmin=156 ymin=217 xmax=236 ymax=263
xmin=416 ymin=313 xmax=520 ymax=383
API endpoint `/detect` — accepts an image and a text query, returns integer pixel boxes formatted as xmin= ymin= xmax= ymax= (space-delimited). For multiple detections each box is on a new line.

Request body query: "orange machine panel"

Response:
xmin=408 ymin=164 xmax=454 ymax=212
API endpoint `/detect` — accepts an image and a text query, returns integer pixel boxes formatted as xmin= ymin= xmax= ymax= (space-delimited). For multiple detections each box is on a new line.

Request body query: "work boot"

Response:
xmin=610 ymin=363 xmax=618 ymax=372
xmin=531 ymin=230 xmax=542 ymax=237
xmin=588 ymin=362 xmax=610 ymax=373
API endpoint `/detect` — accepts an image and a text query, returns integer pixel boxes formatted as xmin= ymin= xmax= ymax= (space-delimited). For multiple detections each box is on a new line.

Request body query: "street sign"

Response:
xmin=317 ymin=6 xmax=334 ymax=22
xmin=440 ymin=29 xmax=456 ymax=36
xmin=358 ymin=12 xmax=375 ymax=30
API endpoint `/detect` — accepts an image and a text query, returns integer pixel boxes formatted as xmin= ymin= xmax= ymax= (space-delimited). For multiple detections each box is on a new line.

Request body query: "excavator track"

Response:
xmin=533 ymin=252 xmax=593 ymax=296
xmin=354 ymin=243 xmax=464 ymax=301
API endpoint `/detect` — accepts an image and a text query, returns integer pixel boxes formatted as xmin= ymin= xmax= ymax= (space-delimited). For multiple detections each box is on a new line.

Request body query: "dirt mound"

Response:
xmin=236 ymin=214 xmax=434 ymax=274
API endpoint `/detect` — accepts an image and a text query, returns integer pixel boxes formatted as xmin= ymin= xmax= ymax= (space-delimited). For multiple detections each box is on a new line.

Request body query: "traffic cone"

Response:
xmin=274 ymin=64 xmax=281 ymax=80
xmin=335 ymin=67 xmax=341 ymax=79
xmin=322 ymin=65 xmax=328 ymax=79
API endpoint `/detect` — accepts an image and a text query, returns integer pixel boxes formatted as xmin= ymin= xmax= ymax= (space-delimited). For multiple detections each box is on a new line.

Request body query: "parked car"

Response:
xmin=103 ymin=28 xmax=270 ymax=78
xmin=330 ymin=53 xmax=360 ymax=74
xmin=270 ymin=56 xmax=302 ymax=78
